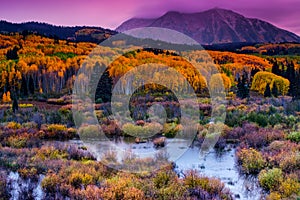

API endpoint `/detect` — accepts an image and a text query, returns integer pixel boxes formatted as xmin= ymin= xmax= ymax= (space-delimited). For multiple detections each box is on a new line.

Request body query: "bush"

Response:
xmin=122 ymin=122 xmax=162 ymax=138
xmin=153 ymin=171 xmax=172 ymax=188
xmin=143 ymin=122 xmax=163 ymax=137
xmin=69 ymin=172 xmax=93 ymax=188
xmin=122 ymin=123 xmax=143 ymax=137
xmin=103 ymin=174 xmax=144 ymax=200
xmin=162 ymin=123 xmax=181 ymax=138
xmin=267 ymin=192 xmax=281 ymax=200
xmin=279 ymin=152 xmax=300 ymax=172
xmin=6 ymin=133 xmax=32 ymax=148
xmin=183 ymin=170 xmax=231 ymax=199
xmin=241 ymin=128 xmax=285 ymax=149
xmin=236 ymin=148 xmax=266 ymax=174
xmin=47 ymin=124 xmax=67 ymax=132
xmin=7 ymin=121 xmax=21 ymax=129
xmin=42 ymin=173 xmax=61 ymax=193
xmin=279 ymin=176 xmax=300 ymax=197
xmin=287 ymin=132 xmax=300 ymax=143
xmin=258 ymin=168 xmax=283 ymax=191
xmin=247 ymin=112 xmax=268 ymax=127
xmin=78 ymin=125 xmax=101 ymax=139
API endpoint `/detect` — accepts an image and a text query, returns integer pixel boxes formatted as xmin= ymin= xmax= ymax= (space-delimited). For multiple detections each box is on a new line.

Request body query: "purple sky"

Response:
xmin=1 ymin=0 xmax=299 ymax=35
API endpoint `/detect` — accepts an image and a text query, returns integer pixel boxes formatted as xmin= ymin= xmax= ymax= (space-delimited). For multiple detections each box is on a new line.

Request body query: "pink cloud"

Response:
xmin=0 ymin=0 xmax=299 ymax=35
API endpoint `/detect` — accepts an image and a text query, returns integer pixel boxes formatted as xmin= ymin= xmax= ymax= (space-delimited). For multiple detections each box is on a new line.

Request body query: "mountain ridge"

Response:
xmin=0 ymin=20 xmax=117 ymax=43
xmin=116 ymin=8 xmax=300 ymax=45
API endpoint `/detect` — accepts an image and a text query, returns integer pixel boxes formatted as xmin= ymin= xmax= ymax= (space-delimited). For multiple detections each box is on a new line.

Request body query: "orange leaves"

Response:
xmin=2 ymin=91 xmax=11 ymax=103
xmin=108 ymin=50 xmax=208 ymax=94
xmin=208 ymin=50 xmax=272 ymax=73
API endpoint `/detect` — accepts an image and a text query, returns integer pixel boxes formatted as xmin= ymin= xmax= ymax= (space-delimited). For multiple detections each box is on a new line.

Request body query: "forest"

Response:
xmin=0 ymin=32 xmax=300 ymax=200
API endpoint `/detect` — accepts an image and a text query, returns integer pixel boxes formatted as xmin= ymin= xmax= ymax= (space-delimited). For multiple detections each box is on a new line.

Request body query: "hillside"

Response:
xmin=0 ymin=20 xmax=117 ymax=43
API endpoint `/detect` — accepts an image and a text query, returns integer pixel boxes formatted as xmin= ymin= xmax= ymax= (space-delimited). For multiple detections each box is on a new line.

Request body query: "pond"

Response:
xmin=68 ymin=138 xmax=265 ymax=200
xmin=7 ymin=138 xmax=265 ymax=200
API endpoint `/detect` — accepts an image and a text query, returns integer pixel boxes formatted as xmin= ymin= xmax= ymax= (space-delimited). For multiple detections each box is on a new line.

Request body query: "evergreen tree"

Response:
xmin=12 ymin=95 xmax=18 ymax=113
xmin=272 ymin=82 xmax=279 ymax=97
xmin=293 ymin=69 xmax=300 ymax=100
xmin=6 ymin=46 xmax=19 ymax=60
xmin=271 ymin=61 xmax=280 ymax=75
xmin=264 ymin=83 xmax=271 ymax=97
xmin=287 ymin=61 xmax=296 ymax=97
xmin=237 ymin=75 xmax=249 ymax=99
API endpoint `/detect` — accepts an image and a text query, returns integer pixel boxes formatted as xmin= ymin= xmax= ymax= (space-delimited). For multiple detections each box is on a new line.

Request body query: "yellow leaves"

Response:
xmin=251 ymin=71 xmax=290 ymax=95
xmin=209 ymin=73 xmax=231 ymax=93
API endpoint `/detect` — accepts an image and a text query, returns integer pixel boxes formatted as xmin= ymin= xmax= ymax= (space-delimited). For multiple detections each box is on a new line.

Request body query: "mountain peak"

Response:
xmin=116 ymin=8 xmax=300 ymax=44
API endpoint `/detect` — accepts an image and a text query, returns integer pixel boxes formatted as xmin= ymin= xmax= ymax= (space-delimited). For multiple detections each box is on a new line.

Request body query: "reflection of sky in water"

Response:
xmin=66 ymin=139 xmax=263 ymax=200
xmin=176 ymin=147 xmax=263 ymax=200
xmin=83 ymin=138 xmax=191 ymax=162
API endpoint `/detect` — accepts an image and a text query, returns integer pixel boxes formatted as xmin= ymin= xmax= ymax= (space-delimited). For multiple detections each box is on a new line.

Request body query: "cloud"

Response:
xmin=0 ymin=0 xmax=299 ymax=35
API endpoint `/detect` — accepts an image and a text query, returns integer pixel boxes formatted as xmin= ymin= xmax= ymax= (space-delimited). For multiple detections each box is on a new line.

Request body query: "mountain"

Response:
xmin=0 ymin=20 xmax=117 ymax=43
xmin=116 ymin=8 xmax=300 ymax=45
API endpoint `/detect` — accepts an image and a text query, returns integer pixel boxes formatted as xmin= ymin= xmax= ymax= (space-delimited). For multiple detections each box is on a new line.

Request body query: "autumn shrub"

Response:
xmin=279 ymin=151 xmax=300 ymax=172
xmin=143 ymin=122 xmax=163 ymax=137
xmin=236 ymin=148 xmax=266 ymax=174
xmin=66 ymin=145 xmax=96 ymax=161
xmin=226 ymin=127 xmax=245 ymax=140
xmin=7 ymin=133 xmax=30 ymax=148
xmin=74 ymin=185 xmax=103 ymax=200
xmin=153 ymin=170 xmax=174 ymax=188
xmin=278 ymin=175 xmax=300 ymax=198
xmin=18 ymin=167 xmax=38 ymax=180
xmin=241 ymin=128 xmax=285 ymax=149
xmin=258 ymin=168 xmax=283 ymax=191
xmin=47 ymin=124 xmax=67 ymax=132
xmin=122 ymin=123 xmax=143 ymax=137
xmin=41 ymin=173 xmax=61 ymax=193
xmin=102 ymin=174 xmax=145 ymax=200
xmin=287 ymin=132 xmax=300 ymax=143
xmin=183 ymin=170 xmax=232 ymax=199
xmin=267 ymin=140 xmax=288 ymax=152
xmin=101 ymin=120 xmax=121 ymax=136
xmin=157 ymin=181 xmax=187 ymax=200
xmin=78 ymin=124 xmax=101 ymax=139
xmin=162 ymin=122 xmax=181 ymax=138
xmin=18 ymin=103 xmax=34 ymax=108
xmin=6 ymin=121 xmax=21 ymax=129
xmin=22 ymin=121 xmax=38 ymax=129
xmin=267 ymin=192 xmax=282 ymax=200
xmin=42 ymin=124 xmax=76 ymax=140
xmin=69 ymin=172 xmax=93 ymax=188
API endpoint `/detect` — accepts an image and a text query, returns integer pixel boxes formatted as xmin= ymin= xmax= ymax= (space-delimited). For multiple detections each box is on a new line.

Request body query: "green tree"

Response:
xmin=272 ymin=82 xmax=279 ymax=97
xmin=264 ymin=83 xmax=271 ymax=97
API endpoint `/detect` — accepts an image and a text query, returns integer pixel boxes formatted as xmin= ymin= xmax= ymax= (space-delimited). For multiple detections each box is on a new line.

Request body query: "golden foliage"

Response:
xmin=251 ymin=71 xmax=290 ymax=95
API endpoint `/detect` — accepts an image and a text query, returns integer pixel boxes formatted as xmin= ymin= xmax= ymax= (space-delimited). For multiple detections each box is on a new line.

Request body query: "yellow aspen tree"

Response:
xmin=6 ymin=91 xmax=11 ymax=102
xmin=2 ymin=93 xmax=7 ymax=103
